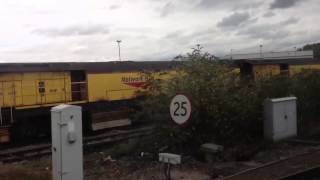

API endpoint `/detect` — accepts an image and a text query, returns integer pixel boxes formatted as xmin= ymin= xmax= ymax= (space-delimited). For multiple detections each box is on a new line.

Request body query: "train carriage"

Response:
xmin=0 ymin=61 xmax=175 ymax=143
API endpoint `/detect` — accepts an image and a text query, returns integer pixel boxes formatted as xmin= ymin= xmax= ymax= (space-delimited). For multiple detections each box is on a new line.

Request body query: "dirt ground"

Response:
xmin=0 ymin=141 xmax=317 ymax=180
xmin=0 ymin=154 xmax=211 ymax=180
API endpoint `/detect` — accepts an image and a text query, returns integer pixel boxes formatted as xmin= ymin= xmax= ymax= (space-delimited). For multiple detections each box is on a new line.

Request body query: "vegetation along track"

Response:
xmin=224 ymin=146 xmax=320 ymax=180
xmin=0 ymin=126 xmax=153 ymax=163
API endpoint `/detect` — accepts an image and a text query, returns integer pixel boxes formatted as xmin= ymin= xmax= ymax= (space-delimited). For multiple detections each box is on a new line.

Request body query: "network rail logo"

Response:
xmin=121 ymin=76 xmax=146 ymax=88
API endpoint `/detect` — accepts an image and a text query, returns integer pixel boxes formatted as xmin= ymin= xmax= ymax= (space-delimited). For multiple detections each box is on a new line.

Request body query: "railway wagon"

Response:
xmin=0 ymin=61 xmax=175 ymax=143
xmin=235 ymin=58 xmax=320 ymax=80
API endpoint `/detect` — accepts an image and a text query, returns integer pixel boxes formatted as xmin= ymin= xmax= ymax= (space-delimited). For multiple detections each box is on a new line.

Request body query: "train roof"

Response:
xmin=0 ymin=61 xmax=178 ymax=73
xmin=231 ymin=58 xmax=320 ymax=65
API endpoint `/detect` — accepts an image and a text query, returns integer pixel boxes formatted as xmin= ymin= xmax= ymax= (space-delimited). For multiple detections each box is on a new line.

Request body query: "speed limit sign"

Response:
xmin=170 ymin=94 xmax=192 ymax=125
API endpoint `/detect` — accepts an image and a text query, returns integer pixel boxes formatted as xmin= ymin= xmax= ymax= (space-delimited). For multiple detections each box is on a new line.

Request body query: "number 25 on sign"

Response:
xmin=170 ymin=94 xmax=192 ymax=125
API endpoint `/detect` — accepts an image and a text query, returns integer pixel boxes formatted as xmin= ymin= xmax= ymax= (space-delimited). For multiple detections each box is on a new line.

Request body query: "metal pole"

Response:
xmin=259 ymin=45 xmax=263 ymax=59
xmin=117 ymin=40 xmax=121 ymax=61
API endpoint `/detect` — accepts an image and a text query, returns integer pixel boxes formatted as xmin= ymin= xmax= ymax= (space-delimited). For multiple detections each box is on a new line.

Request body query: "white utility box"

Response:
xmin=51 ymin=104 xmax=83 ymax=180
xmin=264 ymin=97 xmax=297 ymax=141
xmin=159 ymin=153 xmax=181 ymax=165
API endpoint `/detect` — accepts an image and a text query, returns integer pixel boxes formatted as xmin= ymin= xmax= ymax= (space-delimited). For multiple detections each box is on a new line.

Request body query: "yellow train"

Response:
xmin=235 ymin=59 xmax=320 ymax=80
xmin=0 ymin=61 xmax=175 ymax=143
xmin=2 ymin=58 xmax=319 ymax=143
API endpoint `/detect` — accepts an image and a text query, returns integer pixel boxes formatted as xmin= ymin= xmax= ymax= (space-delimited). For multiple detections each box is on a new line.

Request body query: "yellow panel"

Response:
xmin=13 ymin=81 xmax=23 ymax=106
xmin=0 ymin=83 xmax=3 ymax=107
xmin=253 ymin=65 xmax=280 ymax=80
xmin=0 ymin=73 xmax=22 ymax=81
xmin=21 ymin=80 xmax=37 ymax=106
xmin=36 ymin=72 xmax=72 ymax=104
xmin=87 ymin=71 xmax=172 ymax=102
xmin=64 ymin=75 xmax=72 ymax=102
xmin=45 ymin=79 xmax=66 ymax=103
xmin=2 ymin=82 xmax=15 ymax=106
xmin=0 ymin=72 xmax=72 ymax=108
xmin=289 ymin=64 xmax=320 ymax=75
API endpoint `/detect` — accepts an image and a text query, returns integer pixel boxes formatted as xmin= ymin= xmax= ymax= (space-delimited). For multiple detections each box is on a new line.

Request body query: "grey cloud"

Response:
xmin=109 ymin=5 xmax=121 ymax=10
xmin=242 ymin=30 xmax=320 ymax=54
xmin=282 ymin=17 xmax=299 ymax=25
xmin=217 ymin=12 xmax=254 ymax=29
xmin=275 ymin=32 xmax=320 ymax=50
xmin=263 ymin=11 xmax=275 ymax=17
xmin=233 ymin=1 xmax=263 ymax=11
xmin=163 ymin=28 xmax=218 ymax=46
xmin=114 ymin=27 xmax=154 ymax=34
xmin=33 ymin=24 xmax=110 ymax=37
xmin=237 ymin=18 xmax=299 ymax=40
xmin=198 ymin=0 xmax=240 ymax=9
xmin=156 ymin=0 xmax=262 ymax=18
xmin=160 ymin=2 xmax=175 ymax=17
xmin=198 ymin=0 xmax=262 ymax=10
xmin=239 ymin=25 xmax=289 ymax=40
xmin=270 ymin=0 xmax=301 ymax=9
xmin=165 ymin=30 xmax=184 ymax=39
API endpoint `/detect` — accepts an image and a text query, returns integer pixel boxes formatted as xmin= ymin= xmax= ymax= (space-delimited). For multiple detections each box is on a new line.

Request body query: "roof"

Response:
xmin=0 ymin=61 xmax=177 ymax=73
xmin=226 ymin=50 xmax=314 ymax=60
xmin=232 ymin=58 xmax=320 ymax=65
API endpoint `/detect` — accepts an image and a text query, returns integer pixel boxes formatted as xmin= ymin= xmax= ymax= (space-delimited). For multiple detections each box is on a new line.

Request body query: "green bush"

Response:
xmin=291 ymin=70 xmax=320 ymax=135
xmin=135 ymin=50 xmax=320 ymax=153
xmin=135 ymin=51 xmax=262 ymax=152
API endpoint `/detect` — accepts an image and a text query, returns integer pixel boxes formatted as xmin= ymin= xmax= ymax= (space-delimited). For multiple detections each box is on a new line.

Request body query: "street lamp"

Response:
xmin=116 ymin=40 xmax=122 ymax=61
xmin=259 ymin=45 xmax=263 ymax=59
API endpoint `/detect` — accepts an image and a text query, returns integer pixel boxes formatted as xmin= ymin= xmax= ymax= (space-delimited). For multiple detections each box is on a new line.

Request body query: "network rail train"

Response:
xmin=0 ymin=61 xmax=175 ymax=143
xmin=1 ymin=55 xmax=319 ymax=143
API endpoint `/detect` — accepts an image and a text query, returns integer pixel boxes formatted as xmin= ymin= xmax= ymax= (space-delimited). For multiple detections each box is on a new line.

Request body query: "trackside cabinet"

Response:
xmin=51 ymin=104 xmax=83 ymax=180
xmin=264 ymin=97 xmax=297 ymax=141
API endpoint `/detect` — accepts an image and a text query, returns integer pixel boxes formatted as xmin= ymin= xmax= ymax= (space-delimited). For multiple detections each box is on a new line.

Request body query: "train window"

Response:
xmin=38 ymin=81 xmax=45 ymax=87
xmin=38 ymin=81 xmax=45 ymax=93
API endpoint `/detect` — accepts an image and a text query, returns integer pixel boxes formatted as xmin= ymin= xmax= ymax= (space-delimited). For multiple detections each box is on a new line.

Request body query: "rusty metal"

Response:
xmin=0 ymin=128 xmax=10 ymax=143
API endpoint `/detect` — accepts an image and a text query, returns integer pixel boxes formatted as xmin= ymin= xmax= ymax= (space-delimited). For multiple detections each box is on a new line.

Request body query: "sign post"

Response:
xmin=159 ymin=94 xmax=192 ymax=180
xmin=169 ymin=94 xmax=192 ymax=125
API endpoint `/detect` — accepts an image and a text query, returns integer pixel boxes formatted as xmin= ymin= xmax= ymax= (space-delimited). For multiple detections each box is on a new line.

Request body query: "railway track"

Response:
xmin=0 ymin=126 xmax=153 ymax=163
xmin=224 ymin=146 xmax=320 ymax=180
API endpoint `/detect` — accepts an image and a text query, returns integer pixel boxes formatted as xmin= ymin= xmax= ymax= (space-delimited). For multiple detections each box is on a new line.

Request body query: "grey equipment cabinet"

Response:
xmin=264 ymin=97 xmax=297 ymax=141
xmin=51 ymin=104 xmax=83 ymax=180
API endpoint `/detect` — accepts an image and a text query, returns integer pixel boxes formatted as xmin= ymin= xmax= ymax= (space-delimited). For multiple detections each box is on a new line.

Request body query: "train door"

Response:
xmin=35 ymin=72 xmax=72 ymax=105
xmin=0 ymin=82 xmax=3 ymax=107
xmin=70 ymin=71 xmax=87 ymax=101
xmin=3 ymin=82 xmax=15 ymax=107
xmin=0 ymin=81 xmax=19 ymax=126
xmin=2 ymin=81 xmax=22 ymax=106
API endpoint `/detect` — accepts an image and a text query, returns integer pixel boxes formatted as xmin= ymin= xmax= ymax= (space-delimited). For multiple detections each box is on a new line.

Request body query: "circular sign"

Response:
xmin=170 ymin=94 xmax=192 ymax=125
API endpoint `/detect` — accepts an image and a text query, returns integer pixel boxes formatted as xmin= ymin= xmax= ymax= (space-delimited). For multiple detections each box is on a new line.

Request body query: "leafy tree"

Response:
xmin=135 ymin=47 xmax=264 ymax=153
xmin=135 ymin=46 xmax=320 ymax=155
xmin=301 ymin=42 xmax=320 ymax=58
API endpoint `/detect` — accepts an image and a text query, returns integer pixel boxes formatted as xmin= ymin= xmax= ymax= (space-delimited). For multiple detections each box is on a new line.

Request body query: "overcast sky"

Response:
xmin=0 ymin=0 xmax=319 ymax=62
